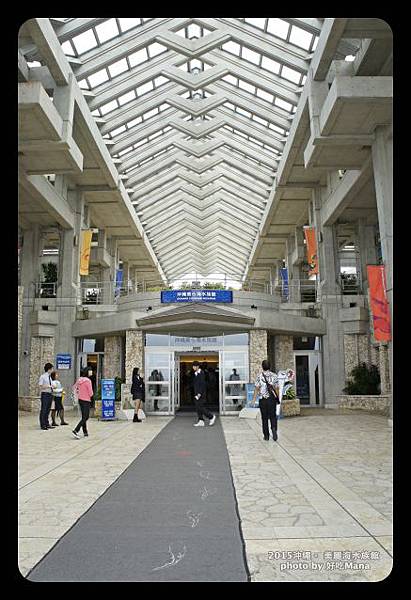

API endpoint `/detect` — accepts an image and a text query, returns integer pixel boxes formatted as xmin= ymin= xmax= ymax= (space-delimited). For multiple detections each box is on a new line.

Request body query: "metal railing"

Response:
xmin=279 ymin=279 xmax=318 ymax=303
xmin=340 ymin=275 xmax=362 ymax=295
xmin=33 ymin=282 xmax=57 ymax=298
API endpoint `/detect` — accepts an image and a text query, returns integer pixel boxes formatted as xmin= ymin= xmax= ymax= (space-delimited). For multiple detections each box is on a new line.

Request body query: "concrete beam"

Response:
xmin=25 ymin=18 xmax=70 ymax=85
xmin=19 ymin=173 xmax=75 ymax=229
xmin=310 ymin=18 xmax=348 ymax=81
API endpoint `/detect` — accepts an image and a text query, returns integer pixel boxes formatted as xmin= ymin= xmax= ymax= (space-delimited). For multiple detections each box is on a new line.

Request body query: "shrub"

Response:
xmin=343 ymin=362 xmax=380 ymax=395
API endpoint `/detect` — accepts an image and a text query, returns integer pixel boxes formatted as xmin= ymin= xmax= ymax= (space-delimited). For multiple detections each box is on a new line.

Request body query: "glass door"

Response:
xmin=221 ymin=349 xmax=248 ymax=414
xmin=294 ymin=351 xmax=322 ymax=406
xmin=171 ymin=352 xmax=180 ymax=413
xmin=145 ymin=350 xmax=171 ymax=414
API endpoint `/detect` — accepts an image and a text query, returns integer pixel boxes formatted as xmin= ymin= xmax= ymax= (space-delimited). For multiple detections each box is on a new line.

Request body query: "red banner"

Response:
xmin=367 ymin=265 xmax=391 ymax=342
xmin=304 ymin=227 xmax=319 ymax=274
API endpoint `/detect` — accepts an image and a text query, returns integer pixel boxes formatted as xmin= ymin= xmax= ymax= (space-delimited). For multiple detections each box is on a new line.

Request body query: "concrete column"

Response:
xmin=343 ymin=333 xmax=371 ymax=380
xmin=20 ymin=225 xmax=41 ymax=298
xmin=249 ymin=329 xmax=268 ymax=382
xmin=379 ymin=343 xmax=391 ymax=394
xmin=358 ymin=219 xmax=378 ymax=294
xmin=125 ymin=330 xmax=144 ymax=383
xmin=103 ymin=336 xmax=122 ymax=379
xmin=274 ymin=335 xmax=294 ymax=372
xmin=28 ymin=336 xmax=55 ymax=397
xmin=371 ymin=125 xmax=393 ymax=414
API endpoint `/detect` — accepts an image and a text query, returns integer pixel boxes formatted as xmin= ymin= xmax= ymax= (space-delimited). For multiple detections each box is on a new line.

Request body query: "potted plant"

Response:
xmin=40 ymin=262 xmax=58 ymax=297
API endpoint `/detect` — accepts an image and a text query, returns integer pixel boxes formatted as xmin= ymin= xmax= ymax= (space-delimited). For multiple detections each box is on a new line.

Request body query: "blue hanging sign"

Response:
xmin=56 ymin=353 xmax=72 ymax=370
xmin=114 ymin=268 xmax=123 ymax=298
xmin=280 ymin=268 xmax=289 ymax=300
xmin=101 ymin=378 xmax=116 ymax=420
xmin=161 ymin=289 xmax=233 ymax=303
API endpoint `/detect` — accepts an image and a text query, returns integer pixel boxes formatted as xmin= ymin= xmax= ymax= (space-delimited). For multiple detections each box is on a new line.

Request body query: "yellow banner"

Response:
xmin=79 ymin=230 xmax=93 ymax=276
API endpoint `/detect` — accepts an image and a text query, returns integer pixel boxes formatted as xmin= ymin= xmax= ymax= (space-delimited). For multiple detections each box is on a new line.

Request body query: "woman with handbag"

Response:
xmin=252 ymin=360 xmax=280 ymax=441
xmin=131 ymin=367 xmax=145 ymax=422
xmin=50 ymin=371 xmax=69 ymax=426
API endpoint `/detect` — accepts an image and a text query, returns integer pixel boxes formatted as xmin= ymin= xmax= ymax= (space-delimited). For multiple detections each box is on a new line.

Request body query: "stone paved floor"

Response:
xmin=18 ymin=409 xmax=393 ymax=582
xmin=221 ymin=411 xmax=393 ymax=582
xmin=18 ymin=410 xmax=172 ymax=577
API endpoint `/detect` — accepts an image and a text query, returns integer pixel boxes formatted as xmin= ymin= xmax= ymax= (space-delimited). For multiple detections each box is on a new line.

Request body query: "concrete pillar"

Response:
xmin=20 ymin=225 xmax=41 ymax=297
xmin=343 ymin=333 xmax=371 ymax=380
xmin=379 ymin=343 xmax=391 ymax=394
xmin=249 ymin=329 xmax=268 ymax=382
xmin=103 ymin=336 xmax=122 ymax=379
xmin=358 ymin=219 xmax=378 ymax=294
xmin=274 ymin=335 xmax=294 ymax=372
xmin=28 ymin=336 xmax=55 ymax=397
xmin=371 ymin=125 xmax=393 ymax=414
xmin=125 ymin=330 xmax=144 ymax=383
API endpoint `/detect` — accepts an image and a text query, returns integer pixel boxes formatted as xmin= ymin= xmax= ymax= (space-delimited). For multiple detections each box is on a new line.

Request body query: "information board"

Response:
xmin=161 ymin=289 xmax=233 ymax=303
xmin=101 ymin=378 xmax=116 ymax=420
xmin=56 ymin=353 xmax=72 ymax=370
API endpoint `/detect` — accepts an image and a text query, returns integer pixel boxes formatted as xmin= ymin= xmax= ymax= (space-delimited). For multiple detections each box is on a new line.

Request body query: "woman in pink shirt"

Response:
xmin=72 ymin=369 xmax=94 ymax=439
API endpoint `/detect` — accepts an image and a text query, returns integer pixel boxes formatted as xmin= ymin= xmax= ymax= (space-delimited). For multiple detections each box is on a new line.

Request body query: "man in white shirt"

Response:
xmin=38 ymin=362 xmax=54 ymax=430
xmin=252 ymin=360 xmax=279 ymax=441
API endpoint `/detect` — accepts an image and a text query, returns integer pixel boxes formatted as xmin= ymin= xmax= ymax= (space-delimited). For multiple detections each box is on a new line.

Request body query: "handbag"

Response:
xmin=262 ymin=372 xmax=280 ymax=405
xmin=137 ymin=408 xmax=146 ymax=420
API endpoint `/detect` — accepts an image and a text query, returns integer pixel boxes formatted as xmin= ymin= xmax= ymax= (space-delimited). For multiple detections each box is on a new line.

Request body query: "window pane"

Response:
xmin=275 ymin=97 xmax=293 ymax=112
xmin=256 ymin=88 xmax=273 ymax=103
xmin=118 ymin=18 xmax=141 ymax=32
xmin=242 ymin=47 xmax=260 ymax=65
xmin=111 ymin=125 xmax=126 ymax=136
xmin=127 ymin=116 xmax=142 ymax=128
xmin=95 ymin=19 xmax=119 ymax=43
xmin=154 ymin=75 xmax=169 ymax=87
xmin=100 ymin=100 xmax=118 ymax=115
xmin=72 ymin=30 xmax=98 ymax=54
xmin=149 ymin=42 xmax=168 ymax=57
xmin=88 ymin=69 xmax=109 ymax=87
xmin=118 ymin=90 xmax=136 ymax=105
xmin=238 ymin=79 xmax=255 ymax=94
xmin=222 ymin=74 xmax=237 ymax=86
xmin=108 ymin=58 xmax=128 ymax=77
xmin=61 ymin=40 xmax=75 ymax=56
xmin=137 ymin=81 xmax=154 ymax=96
xmin=129 ymin=48 xmax=148 ymax=67
xmin=281 ymin=65 xmax=301 ymax=84
xmin=222 ymin=41 xmax=241 ymax=56
xmin=261 ymin=56 xmax=280 ymax=74
xmin=144 ymin=108 xmax=158 ymax=120
xmin=244 ymin=18 xmax=266 ymax=29
xmin=267 ymin=18 xmax=289 ymax=40
xmin=289 ymin=25 xmax=313 ymax=50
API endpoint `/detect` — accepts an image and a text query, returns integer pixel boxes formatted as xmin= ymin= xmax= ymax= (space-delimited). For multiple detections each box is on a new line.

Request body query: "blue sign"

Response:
xmin=280 ymin=268 xmax=289 ymax=300
xmin=101 ymin=379 xmax=116 ymax=420
xmin=114 ymin=268 xmax=123 ymax=298
xmin=56 ymin=353 xmax=72 ymax=370
xmin=245 ymin=383 xmax=259 ymax=408
xmin=161 ymin=289 xmax=233 ymax=303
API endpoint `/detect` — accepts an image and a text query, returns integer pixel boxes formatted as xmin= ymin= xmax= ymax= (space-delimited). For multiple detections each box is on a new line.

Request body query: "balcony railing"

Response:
xmin=340 ymin=274 xmax=362 ymax=295
xmin=279 ymin=279 xmax=318 ymax=303
xmin=33 ymin=282 xmax=57 ymax=298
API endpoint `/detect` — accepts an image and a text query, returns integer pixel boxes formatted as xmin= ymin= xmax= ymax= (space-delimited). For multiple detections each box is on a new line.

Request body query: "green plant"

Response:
xmin=41 ymin=262 xmax=57 ymax=283
xmin=343 ymin=362 xmax=380 ymax=395
xmin=284 ymin=386 xmax=296 ymax=400
xmin=114 ymin=377 xmax=124 ymax=400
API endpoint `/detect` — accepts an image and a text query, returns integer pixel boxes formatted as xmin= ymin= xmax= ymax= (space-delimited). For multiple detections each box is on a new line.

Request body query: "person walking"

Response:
xmin=131 ymin=367 xmax=145 ymax=422
xmin=252 ymin=360 xmax=279 ymax=441
xmin=38 ymin=362 xmax=55 ymax=430
xmin=71 ymin=369 xmax=94 ymax=439
xmin=50 ymin=371 xmax=69 ymax=426
xmin=192 ymin=361 xmax=216 ymax=427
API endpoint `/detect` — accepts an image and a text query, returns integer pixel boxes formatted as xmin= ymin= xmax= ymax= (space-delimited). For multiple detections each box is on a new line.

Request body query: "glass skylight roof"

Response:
xmin=47 ymin=17 xmax=345 ymax=279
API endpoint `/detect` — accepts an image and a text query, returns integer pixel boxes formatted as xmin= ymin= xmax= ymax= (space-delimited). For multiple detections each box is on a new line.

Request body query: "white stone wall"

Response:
xmin=379 ymin=344 xmax=391 ymax=394
xmin=249 ymin=329 xmax=268 ymax=382
xmin=103 ymin=336 xmax=122 ymax=379
xmin=28 ymin=336 xmax=55 ymax=397
xmin=274 ymin=335 xmax=294 ymax=372
xmin=125 ymin=329 xmax=144 ymax=383
xmin=337 ymin=394 xmax=390 ymax=416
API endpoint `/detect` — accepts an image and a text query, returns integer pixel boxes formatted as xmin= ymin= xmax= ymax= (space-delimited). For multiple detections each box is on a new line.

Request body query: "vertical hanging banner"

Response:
xmin=280 ymin=267 xmax=289 ymax=300
xmin=367 ymin=265 xmax=391 ymax=342
xmin=79 ymin=230 xmax=93 ymax=276
xmin=114 ymin=268 xmax=123 ymax=298
xmin=304 ymin=227 xmax=319 ymax=275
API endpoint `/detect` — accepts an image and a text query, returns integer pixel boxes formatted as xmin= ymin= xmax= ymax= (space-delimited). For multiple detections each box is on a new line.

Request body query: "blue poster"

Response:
xmin=114 ymin=268 xmax=123 ymax=299
xmin=280 ymin=268 xmax=289 ymax=300
xmin=56 ymin=353 xmax=72 ymax=370
xmin=161 ymin=289 xmax=233 ymax=303
xmin=101 ymin=379 xmax=115 ymax=420
xmin=245 ymin=383 xmax=259 ymax=408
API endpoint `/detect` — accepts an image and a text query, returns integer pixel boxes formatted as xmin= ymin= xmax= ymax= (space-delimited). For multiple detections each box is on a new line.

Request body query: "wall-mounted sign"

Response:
xmin=56 ymin=354 xmax=72 ymax=370
xmin=161 ymin=289 xmax=233 ymax=303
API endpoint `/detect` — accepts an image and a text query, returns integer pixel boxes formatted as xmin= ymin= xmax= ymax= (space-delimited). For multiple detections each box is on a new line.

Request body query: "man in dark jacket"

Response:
xmin=192 ymin=361 xmax=216 ymax=427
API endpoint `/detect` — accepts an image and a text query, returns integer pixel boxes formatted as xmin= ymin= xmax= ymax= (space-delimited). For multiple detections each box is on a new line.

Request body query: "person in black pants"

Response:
xmin=131 ymin=367 xmax=145 ymax=422
xmin=38 ymin=362 xmax=55 ymax=430
xmin=252 ymin=359 xmax=279 ymax=441
xmin=192 ymin=361 xmax=216 ymax=427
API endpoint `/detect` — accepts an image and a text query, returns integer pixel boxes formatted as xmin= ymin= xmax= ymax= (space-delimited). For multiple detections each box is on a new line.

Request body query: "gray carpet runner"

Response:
xmin=28 ymin=416 xmax=249 ymax=582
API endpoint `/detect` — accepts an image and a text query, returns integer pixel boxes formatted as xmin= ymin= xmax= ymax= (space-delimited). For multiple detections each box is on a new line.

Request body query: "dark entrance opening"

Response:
xmin=178 ymin=354 xmax=219 ymax=413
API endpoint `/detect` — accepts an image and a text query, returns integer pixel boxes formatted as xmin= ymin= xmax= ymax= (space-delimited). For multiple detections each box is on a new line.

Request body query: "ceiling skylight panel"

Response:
xmin=136 ymin=80 xmax=154 ymax=96
xmin=275 ymin=97 xmax=293 ymax=112
xmin=148 ymin=42 xmax=168 ymax=57
xmin=72 ymin=29 xmax=98 ymax=54
xmin=241 ymin=47 xmax=260 ymax=65
xmin=108 ymin=58 xmax=128 ymax=77
xmin=88 ymin=69 xmax=109 ymax=87
xmin=266 ymin=18 xmax=289 ymax=40
xmin=118 ymin=18 xmax=141 ymax=32
xmin=252 ymin=114 xmax=268 ymax=126
xmin=79 ymin=79 xmax=90 ymax=90
xmin=187 ymin=23 xmax=202 ymax=39
xmin=100 ymin=99 xmax=118 ymax=115
xmin=261 ymin=56 xmax=280 ymax=75
xmin=144 ymin=107 xmax=159 ymax=120
xmin=312 ymin=36 xmax=319 ymax=51
xmin=244 ymin=18 xmax=266 ymax=30
xmin=238 ymin=79 xmax=256 ymax=94
xmin=127 ymin=116 xmax=143 ymax=128
xmin=222 ymin=74 xmax=237 ymax=86
xmin=236 ymin=107 xmax=251 ymax=118
xmin=256 ymin=88 xmax=274 ymax=103
xmin=111 ymin=125 xmax=127 ymax=136
xmin=289 ymin=25 xmax=313 ymax=50
xmin=61 ymin=40 xmax=75 ymax=56
xmin=118 ymin=90 xmax=136 ymax=105
xmin=95 ymin=19 xmax=119 ymax=43
xmin=222 ymin=41 xmax=241 ymax=56
xmin=128 ymin=48 xmax=149 ymax=67
xmin=281 ymin=65 xmax=301 ymax=84
xmin=154 ymin=76 xmax=169 ymax=87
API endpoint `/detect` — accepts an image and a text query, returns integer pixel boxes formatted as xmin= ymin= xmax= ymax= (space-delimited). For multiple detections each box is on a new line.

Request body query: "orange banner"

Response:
xmin=304 ymin=227 xmax=319 ymax=274
xmin=367 ymin=265 xmax=391 ymax=342
xmin=79 ymin=230 xmax=93 ymax=276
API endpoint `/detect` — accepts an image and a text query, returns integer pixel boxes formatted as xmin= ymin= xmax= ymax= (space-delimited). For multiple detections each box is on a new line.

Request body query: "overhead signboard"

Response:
xmin=161 ymin=289 xmax=233 ymax=303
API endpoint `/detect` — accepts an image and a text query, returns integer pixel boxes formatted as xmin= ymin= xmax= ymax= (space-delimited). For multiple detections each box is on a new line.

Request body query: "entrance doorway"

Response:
xmin=77 ymin=352 xmax=104 ymax=396
xmin=176 ymin=353 xmax=219 ymax=413
xmin=294 ymin=351 xmax=322 ymax=406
